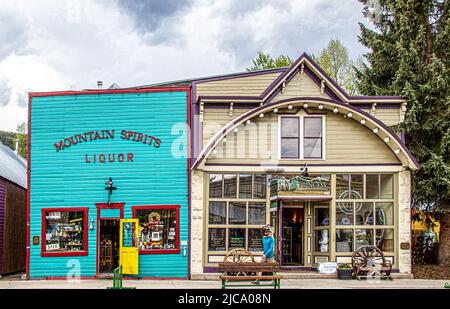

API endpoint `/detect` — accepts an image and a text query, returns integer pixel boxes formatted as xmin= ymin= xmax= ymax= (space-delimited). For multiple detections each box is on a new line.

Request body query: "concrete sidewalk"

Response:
xmin=0 ymin=278 xmax=447 ymax=289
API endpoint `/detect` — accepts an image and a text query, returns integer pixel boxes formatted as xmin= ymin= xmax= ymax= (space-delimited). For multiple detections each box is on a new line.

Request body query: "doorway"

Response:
xmin=98 ymin=219 xmax=120 ymax=273
xmin=281 ymin=207 xmax=304 ymax=265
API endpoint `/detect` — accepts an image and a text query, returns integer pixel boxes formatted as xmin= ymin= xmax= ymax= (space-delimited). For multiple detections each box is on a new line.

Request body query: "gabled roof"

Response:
xmin=0 ymin=142 xmax=27 ymax=189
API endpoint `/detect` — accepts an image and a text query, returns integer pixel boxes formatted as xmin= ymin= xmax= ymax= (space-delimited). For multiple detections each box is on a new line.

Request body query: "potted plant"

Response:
xmin=337 ymin=263 xmax=353 ymax=280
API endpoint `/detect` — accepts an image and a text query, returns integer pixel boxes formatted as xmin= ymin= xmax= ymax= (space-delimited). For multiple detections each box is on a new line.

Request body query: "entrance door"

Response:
xmin=99 ymin=219 xmax=120 ymax=273
xmin=119 ymin=219 xmax=139 ymax=275
xmin=281 ymin=207 xmax=304 ymax=265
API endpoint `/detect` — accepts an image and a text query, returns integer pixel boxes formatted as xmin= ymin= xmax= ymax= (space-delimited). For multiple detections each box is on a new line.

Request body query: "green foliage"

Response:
xmin=337 ymin=263 xmax=352 ymax=269
xmin=246 ymin=51 xmax=293 ymax=71
xmin=0 ymin=130 xmax=15 ymax=149
xmin=356 ymin=0 xmax=450 ymax=210
xmin=16 ymin=122 xmax=28 ymax=159
xmin=312 ymin=39 xmax=360 ymax=95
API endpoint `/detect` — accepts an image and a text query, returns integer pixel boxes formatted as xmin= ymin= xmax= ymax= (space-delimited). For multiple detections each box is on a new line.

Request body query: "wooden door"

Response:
xmin=119 ymin=219 xmax=139 ymax=275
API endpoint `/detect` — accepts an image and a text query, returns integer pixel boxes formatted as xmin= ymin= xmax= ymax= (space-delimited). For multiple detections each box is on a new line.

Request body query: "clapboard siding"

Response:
xmin=30 ymin=91 xmax=189 ymax=278
xmin=207 ymin=110 xmax=399 ymax=164
xmin=270 ymin=73 xmax=330 ymax=101
xmin=196 ymin=73 xmax=281 ymax=98
xmin=203 ymin=108 xmax=250 ymax=146
xmin=100 ymin=209 xmax=121 ymax=218
xmin=0 ymin=178 xmax=5 ymax=274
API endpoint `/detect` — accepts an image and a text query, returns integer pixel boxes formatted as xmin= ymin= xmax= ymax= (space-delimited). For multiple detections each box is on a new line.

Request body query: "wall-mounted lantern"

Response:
xmin=104 ymin=177 xmax=117 ymax=205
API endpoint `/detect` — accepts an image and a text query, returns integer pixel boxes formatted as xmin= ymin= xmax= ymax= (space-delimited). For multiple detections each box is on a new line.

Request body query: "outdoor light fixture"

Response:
xmin=234 ymin=128 xmax=239 ymax=133
xmin=318 ymin=104 xmax=323 ymax=110
xmin=288 ymin=104 xmax=293 ymax=110
xmin=333 ymin=107 xmax=338 ymax=113
xmin=223 ymin=137 xmax=227 ymax=143
xmin=360 ymin=119 xmax=366 ymax=124
xmin=259 ymin=113 xmax=264 ymax=118
xmin=384 ymin=137 xmax=390 ymax=143
xmin=394 ymin=149 xmax=401 ymax=154
xmin=303 ymin=103 xmax=308 ymax=109
xmin=246 ymin=120 xmax=251 ymax=125
xmin=273 ymin=108 xmax=278 ymax=113
xmin=373 ymin=128 xmax=379 ymax=134
xmin=212 ymin=148 xmax=217 ymax=155
xmin=89 ymin=219 xmax=95 ymax=230
xmin=104 ymin=177 xmax=117 ymax=205
xmin=347 ymin=112 xmax=353 ymax=118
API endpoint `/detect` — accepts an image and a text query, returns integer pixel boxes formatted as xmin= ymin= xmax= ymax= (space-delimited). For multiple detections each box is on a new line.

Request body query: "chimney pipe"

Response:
xmin=97 ymin=81 xmax=103 ymax=89
xmin=15 ymin=139 xmax=19 ymax=155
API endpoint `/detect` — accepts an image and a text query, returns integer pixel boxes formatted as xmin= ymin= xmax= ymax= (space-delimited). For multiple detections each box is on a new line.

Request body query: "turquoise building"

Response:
xmin=27 ymin=88 xmax=190 ymax=279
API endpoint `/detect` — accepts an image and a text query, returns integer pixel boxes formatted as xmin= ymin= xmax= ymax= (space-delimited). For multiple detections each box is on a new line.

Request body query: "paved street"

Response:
xmin=0 ymin=277 xmax=447 ymax=289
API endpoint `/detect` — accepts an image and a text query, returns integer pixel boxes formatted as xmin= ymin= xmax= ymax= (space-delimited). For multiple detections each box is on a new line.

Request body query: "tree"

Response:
xmin=312 ymin=39 xmax=359 ymax=95
xmin=246 ymin=52 xmax=293 ymax=71
xmin=16 ymin=122 xmax=28 ymax=159
xmin=356 ymin=0 xmax=450 ymax=265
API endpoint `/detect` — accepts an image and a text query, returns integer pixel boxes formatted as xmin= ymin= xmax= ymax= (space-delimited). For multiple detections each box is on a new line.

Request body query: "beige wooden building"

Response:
xmin=147 ymin=52 xmax=419 ymax=277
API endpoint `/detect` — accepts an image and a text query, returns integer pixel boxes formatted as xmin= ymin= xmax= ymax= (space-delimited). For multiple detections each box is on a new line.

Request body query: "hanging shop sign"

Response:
xmin=52 ymin=129 xmax=162 ymax=164
xmin=270 ymin=175 xmax=331 ymax=196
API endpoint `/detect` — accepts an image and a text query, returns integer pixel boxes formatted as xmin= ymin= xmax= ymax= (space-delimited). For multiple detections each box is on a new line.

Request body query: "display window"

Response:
xmin=132 ymin=205 xmax=180 ymax=254
xmin=41 ymin=208 xmax=88 ymax=257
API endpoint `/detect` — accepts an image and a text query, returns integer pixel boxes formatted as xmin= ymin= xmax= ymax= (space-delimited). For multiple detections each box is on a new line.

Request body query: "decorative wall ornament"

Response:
xmin=229 ymin=102 xmax=234 ymax=117
xmin=320 ymin=80 xmax=325 ymax=94
xmin=281 ymin=81 xmax=286 ymax=94
xmin=200 ymin=101 xmax=204 ymax=122
xmin=400 ymin=102 xmax=407 ymax=122
xmin=300 ymin=63 xmax=305 ymax=75
xmin=370 ymin=103 xmax=377 ymax=116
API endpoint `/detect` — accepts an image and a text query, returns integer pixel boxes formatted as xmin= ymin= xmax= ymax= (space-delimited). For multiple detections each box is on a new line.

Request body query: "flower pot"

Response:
xmin=337 ymin=268 xmax=353 ymax=280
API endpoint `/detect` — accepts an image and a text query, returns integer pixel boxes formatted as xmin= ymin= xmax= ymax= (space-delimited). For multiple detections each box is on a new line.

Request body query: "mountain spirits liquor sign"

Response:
xmin=52 ymin=129 xmax=161 ymax=164
xmin=270 ymin=175 xmax=331 ymax=196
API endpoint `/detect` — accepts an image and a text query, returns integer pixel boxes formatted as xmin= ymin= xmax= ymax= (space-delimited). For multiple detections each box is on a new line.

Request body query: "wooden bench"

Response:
xmin=219 ymin=261 xmax=281 ymax=289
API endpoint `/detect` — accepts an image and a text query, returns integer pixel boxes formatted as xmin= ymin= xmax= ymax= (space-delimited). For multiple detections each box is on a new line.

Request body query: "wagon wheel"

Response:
xmin=352 ymin=245 xmax=385 ymax=279
xmin=223 ymin=248 xmax=255 ymax=276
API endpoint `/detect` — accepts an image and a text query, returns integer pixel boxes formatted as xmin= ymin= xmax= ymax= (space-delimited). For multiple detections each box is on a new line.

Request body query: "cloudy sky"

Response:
xmin=0 ymin=0 xmax=369 ymax=132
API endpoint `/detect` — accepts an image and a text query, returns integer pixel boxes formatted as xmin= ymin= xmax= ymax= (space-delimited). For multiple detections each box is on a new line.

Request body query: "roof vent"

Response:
xmin=97 ymin=81 xmax=103 ymax=89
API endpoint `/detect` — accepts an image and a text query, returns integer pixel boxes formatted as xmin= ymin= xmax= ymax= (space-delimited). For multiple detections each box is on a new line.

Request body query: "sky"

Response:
xmin=0 ymin=0 xmax=370 ymax=132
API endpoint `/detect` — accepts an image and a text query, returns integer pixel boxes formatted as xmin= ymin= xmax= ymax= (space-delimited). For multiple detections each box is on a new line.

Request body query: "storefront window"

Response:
xmin=209 ymin=174 xmax=223 ymax=198
xmin=315 ymin=229 xmax=330 ymax=252
xmin=336 ymin=229 xmax=353 ymax=252
xmin=42 ymin=208 xmax=88 ymax=256
xmin=239 ymin=174 xmax=252 ymax=198
xmin=335 ymin=174 xmax=395 ymax=253
xmin=228 ymin=228 xmax=246 ymax=249
xmin=248 ymin=202 xmax=266 ymax=225
xmin=253 ymin=174 xmax=266 ymax=199
xmin=229 ymin=202 xmax=246 ymax=225
xmin=133 ymin=206 xmax=179 ymax=253
xmin=336 ymin=174 xmax=350 ymax=198
xmin=209 ymin=201 xmax=226 ymax=224
xmin=315 ymin=207 xmax=329 ymax=226
xmin=208 ymin=228 xmax=226 ymax=251
xmin=224 ymin=174 xmax=237 ymax=198
xmin=248 ymin=229 xmax=263 ymax=251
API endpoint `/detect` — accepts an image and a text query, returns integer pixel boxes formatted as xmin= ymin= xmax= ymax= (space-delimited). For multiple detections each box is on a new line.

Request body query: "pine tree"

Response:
xmin=356 ymin=0 xmax=450 ymax=265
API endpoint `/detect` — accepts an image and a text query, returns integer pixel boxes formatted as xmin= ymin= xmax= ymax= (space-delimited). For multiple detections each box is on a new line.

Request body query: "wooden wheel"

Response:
xmin=352 ymin=245 xmax=386 ymax=279
xmin=223 ymin=249 xmax=255 ymax=276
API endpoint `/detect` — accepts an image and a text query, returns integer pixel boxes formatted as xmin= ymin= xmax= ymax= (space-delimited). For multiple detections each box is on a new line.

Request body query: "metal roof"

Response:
xmin=0 ymin=142 xmax=27 ymax=189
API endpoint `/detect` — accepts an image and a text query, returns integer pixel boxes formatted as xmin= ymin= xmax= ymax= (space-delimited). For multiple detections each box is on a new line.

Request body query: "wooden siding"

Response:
xmin=270 ymin=73 xmax=330 ymax=102
xmin=360 ymin=108 xmax=401 ymax=127
xmin=30 ymin=91 xmax=188 ymax=278
xmin=203 ymin=108 xmax=250 ymax=146
xmin=196 ymin=72 xmax=281 ymax=99
xmin=206 ymin=109 xmax=400 ymax=165
xmin=0 ymin=177 xmax=5 ymax=273
xmin=100 ymin=209 xmax=121 ymax=218
xmin=2 ymin=180 xmax=26 ymax=274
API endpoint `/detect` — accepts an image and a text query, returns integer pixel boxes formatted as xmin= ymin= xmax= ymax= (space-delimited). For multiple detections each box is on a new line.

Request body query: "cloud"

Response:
xmin=0 ymin=79 xmax=12 ymax=107
xmin=0 ymin=7 xmax=30 ymax=60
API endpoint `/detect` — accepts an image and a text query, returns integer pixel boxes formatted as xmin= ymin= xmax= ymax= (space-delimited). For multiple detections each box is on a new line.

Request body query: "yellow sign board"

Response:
xmin=119 ymin=219 xmax=139 ymax=275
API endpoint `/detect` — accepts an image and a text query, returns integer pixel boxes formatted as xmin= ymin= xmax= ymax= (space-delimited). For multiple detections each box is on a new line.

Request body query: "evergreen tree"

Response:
xmin=356 ymin=0 xmax=450 ymax=265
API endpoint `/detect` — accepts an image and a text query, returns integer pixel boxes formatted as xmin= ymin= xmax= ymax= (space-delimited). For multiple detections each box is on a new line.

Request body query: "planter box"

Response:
xmin=337 ymin=268 xmax=353 ymax=280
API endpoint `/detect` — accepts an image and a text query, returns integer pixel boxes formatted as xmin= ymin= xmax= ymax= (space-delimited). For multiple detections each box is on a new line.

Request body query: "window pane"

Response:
xmin=208 ymin=201 xmax=226 ymax=224
xmin=281 ymin=117 xmax=299 ymax=137
xmin=336 ymin=229 xmax=353 ymax=252
xmin=304 ymin=117 xmax=322 ymax=137
xmin=248 ymin=229 xmax=263 ymax=252
xmin=355 ymin=229 xmax=374 ymax=249
xmin=315 ymin=207 xmax=329 ymax=226
xmin=380 ymin=174 xmax=394 ymax=199
xmin=253 ymin=174 xmax=266 ymax=199
xmin=209 ymin=174 xmax=223 ymax=198
xmin=208 ymin=228 xmax=226 ymax=251
xmin=304 ymin=138 xmax=322 ymax=158
xmin=315 ymin=229 xmax=329 ymax=252
xmin=376 ymin=229 xmax=394 ymax=252
xmin=366 ymin=174 xmax=379 ymax=199
xmin=355 ymin=202 xmax=374 ymax=225
xmin=248 ymin=202 xmax=266 ymax=225
xmin=336 ymin=202 xmax=353 ymax=225
xmin=229 ymin=228 xmax=246 ymax=249
xmin=239 ymin=174 xmax=252 ymax=199
xmin=229 ymin=202 xmax=246 ymax=225
xmin=350 ymin=174 xmax=364 ymax=199
xmin=223 ymin=174 xmax=237 ymax=198
xmin=281 ymin=138 xmax=299 ymax=158
xmin=336 ymin=174 xmax=349 ymax=198
xmin=375 ymin=202 xmax=393 ymax=226
xmin=44 ymin=210 xmax=85 ymax=252
xmin=136 ymin=208 xmax=177 ymax=250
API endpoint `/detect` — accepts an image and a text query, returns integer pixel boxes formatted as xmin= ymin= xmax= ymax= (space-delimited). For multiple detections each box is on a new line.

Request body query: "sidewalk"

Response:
xmin=0 ymin=278 xmax=447 ymax=289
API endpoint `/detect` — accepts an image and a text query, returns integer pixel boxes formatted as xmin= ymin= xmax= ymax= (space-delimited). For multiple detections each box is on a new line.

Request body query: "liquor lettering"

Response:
xmin=53 ymin=129 xmax=161 ymax=152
